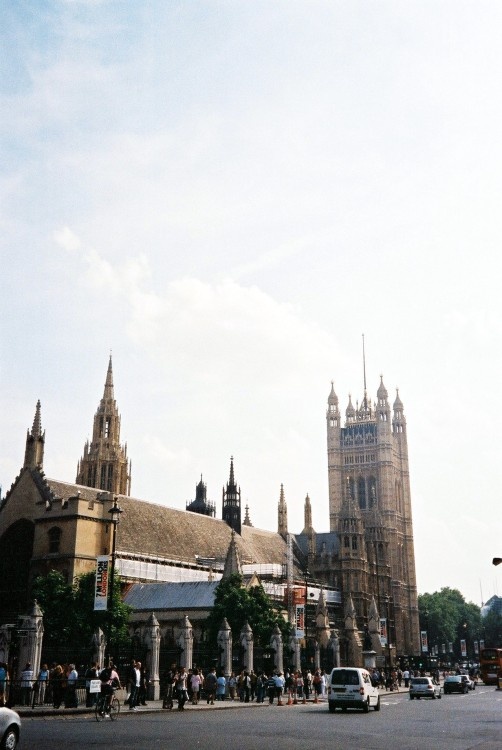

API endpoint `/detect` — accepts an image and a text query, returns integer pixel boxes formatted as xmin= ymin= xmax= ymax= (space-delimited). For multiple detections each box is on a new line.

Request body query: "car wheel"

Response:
xmin=363 ymin=698 xmax=370 ymax=713
xmin=432 ymin=693 xmax=436 ymax=699
xmin=438 ymin=692 xmax=442 ymax=699
xmin=328 ymin=703 xmax=336 ymax=713
xmin=409 ymin=695 xmax=414 ymax=700
xmin=341 ymin=706 xmax=347 ymax=712
xmin=374 ymin=696 xmax=380 ymax=711
xmin=1 ymin=726 xmax=19 ymax=750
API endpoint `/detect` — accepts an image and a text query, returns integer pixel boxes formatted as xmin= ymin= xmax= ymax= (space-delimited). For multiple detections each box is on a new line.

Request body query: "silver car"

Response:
xmin=409 ymin=676 xmax=442 ymax=700
xmin=0 ymin=707 xmax=21 ymax=750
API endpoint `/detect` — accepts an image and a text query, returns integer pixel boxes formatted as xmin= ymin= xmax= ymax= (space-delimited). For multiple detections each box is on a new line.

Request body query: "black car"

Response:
xmin=443 ymin=675 xmax=470 ymax=694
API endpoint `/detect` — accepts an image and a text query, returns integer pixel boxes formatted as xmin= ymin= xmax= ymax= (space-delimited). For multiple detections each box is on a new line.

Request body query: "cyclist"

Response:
xmin=99 ymin=663 xmax=122 ymax=716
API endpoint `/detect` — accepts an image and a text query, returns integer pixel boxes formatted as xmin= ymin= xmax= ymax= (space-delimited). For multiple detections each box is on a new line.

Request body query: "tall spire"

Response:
xmin=278 ymin=484 xmax=288 ymax=536
xmin=222 ymin=529 xmax=243 ymax=578
xmin=104 ymin=354 xmax=114 ymax=401
xmin=31 ymin=400 xmax=42 ymax=438
xmin=222 ymin=456 xmax=241 ymax=534
xmin=24 ymin=401 xmax=45 ymax=469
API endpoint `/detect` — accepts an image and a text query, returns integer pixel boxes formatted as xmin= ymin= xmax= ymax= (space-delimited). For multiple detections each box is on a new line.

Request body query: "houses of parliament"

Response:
xmin=0 ymin=356 xmax=420 ymax=660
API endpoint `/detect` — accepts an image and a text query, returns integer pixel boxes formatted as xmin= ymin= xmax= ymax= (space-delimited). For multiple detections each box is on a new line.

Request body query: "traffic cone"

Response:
xmin=314 ymin=692 xmax=318 ymax=704
xmin=287 ymin=692 xmax=292 ymax=705
xmin=302 ymin=695 xmax=306 ymax=704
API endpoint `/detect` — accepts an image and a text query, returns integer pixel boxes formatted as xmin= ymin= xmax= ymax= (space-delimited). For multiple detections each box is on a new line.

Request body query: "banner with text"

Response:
xmin=94 ymin=556 xmax=110 ymax=611
xmin=420 ymin=630 xmax=428 ymax=653
xmin=295 ymin=605 xmax=305 ymax=638
xmin=460 ymin=639 xmax=467 ymax=657
xmin=380 ymin=618 xmax=388 ymax=646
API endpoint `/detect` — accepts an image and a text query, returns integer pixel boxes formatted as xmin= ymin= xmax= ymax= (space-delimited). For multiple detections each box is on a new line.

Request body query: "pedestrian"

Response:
xmin=65 ymin=663 xmax=78 ymax=708
xmin=256 ymin=672 xmax=266 ymax=703
xmin=85 ymin=661 xmax=99 ymax=707
xmin=0 ymin=662 xmax=7 ymax=707
xmin=204 ymin=668 xmax=217 ymax=705
xmin=216 ymin=672 xmax=227 ymax=701
xmin=20 ymin=662 xmax=34 ymax=707
xmin=266 ymin=673 xmax=276 ymax=704
xmin=228 ymin=672 xmax=237 ymax=700
xmin=37 ymin=663 xmax=50 ymax=706
xmin=403 ymin=668 xmax=410 ymax=688
xmin=127 ymin=660 xmax=141 ymax=710
xmin=175 ymin=667 xmax=188 ymax=711
xmin=51 ymin=663 xmax=64 ymax=709
xmin=190 ymin=668 xmax=203 ymax=704
xmin=161 ymin=663 xmax=176 ymax=709
xmin=138 ymin=662 xmax=148 ymax=705
xmin=241 ymin=671 xmax=251 ymax=702
xmin=274 ymin=672 xmax=285 ymax=703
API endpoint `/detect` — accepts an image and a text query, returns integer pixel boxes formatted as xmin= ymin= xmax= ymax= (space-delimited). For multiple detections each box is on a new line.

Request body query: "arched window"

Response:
xmin=352 ymin=535 xmax=358 ymax=550
xmin=358 ymin=476 xmax=366 ymax=509
xmin=48 ymin=526 xmax=62 ymax=554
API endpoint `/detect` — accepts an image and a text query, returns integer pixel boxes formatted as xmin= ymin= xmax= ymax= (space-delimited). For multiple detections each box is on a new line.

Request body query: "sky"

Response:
xmin=1 ymin=0 xmax=502 ymax=607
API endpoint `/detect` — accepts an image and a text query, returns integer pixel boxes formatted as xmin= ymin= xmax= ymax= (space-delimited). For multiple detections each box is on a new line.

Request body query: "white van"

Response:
xmin=327 ymin=667 xmax=380 ymax=713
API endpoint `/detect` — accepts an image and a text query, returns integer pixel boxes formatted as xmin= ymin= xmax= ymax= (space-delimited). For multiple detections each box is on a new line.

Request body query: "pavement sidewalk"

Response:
xmin=15 ymin=686 xmax=408 ymax=718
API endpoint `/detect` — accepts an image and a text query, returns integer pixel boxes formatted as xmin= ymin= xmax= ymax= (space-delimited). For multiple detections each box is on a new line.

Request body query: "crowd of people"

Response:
xmin=2 ymin=659 xmax=473 ymax=712
xmin=158 ymin=666 xmax=338 ymax=709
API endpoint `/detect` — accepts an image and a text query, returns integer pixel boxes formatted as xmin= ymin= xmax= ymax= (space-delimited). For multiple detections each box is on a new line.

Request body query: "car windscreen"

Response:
xmin=331 ymin=670 xmax=360 ymax=686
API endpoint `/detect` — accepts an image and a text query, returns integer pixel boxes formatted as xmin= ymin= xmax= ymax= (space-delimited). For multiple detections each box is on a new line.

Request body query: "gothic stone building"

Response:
xmin=0 ymin=358 xmax=420 ymax=660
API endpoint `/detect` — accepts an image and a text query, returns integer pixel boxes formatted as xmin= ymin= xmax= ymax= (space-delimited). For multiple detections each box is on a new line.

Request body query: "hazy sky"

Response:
xmin=2 ymin=1 xmax=501 ymax=607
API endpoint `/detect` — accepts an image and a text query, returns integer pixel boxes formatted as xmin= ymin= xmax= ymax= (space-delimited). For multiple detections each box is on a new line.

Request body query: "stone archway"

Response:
xmin=0 ymin=519 xmax=34 ymax=623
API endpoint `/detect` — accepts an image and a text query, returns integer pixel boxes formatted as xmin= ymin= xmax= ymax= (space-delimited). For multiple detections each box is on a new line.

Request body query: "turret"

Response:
xmin=75 ymin=356 xmax=131 ymax=495
xmin=24 ymin=401 xmax=45 ymax=470
xmin=277 ymin=484 xmax=288 ymax=537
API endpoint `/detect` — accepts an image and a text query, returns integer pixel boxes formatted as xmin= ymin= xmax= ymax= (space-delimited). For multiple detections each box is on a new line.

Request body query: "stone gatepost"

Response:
xmin=217 ymin=618 xmax=232 ymax=677
xmin=17 ymin=601 xmax=44 ymax=679
xmin=288 ymin=634 xmax=301 ymax=671
xmin=368 ymin=597 xmax=384 ymax=657
xmin=328 ymin=629 xmax=340 ymax=668
xmin=91 ymin=627 xmax=106 ymax=669
xmin=344 ymin=594 xmax=362 ymax=667
xmin=270 ymin=624 xmax=283 ymax=675
xmin=240 ymin=620 xmax=253 ymax=673
xmin=177 ymin=616 xmax=193 ymax=671
xmin=144 ymin=613 xmax=161 ymax=700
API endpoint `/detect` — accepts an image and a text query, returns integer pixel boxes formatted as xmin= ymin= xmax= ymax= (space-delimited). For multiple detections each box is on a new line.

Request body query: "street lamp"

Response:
xmin=107 ymin=496 xmax=123 ymax=664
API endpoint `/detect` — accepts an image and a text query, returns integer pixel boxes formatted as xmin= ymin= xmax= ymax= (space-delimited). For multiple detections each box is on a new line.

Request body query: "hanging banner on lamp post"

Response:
xmin=94 ymin=555 xmax=110 ymax=611
xmin=295 ymin=605 xmax=305 ymax=638
xmin=420 ymin=631 xmax=428 ymax=653
xmin=460 ymin=639 xmax=467 ymax=657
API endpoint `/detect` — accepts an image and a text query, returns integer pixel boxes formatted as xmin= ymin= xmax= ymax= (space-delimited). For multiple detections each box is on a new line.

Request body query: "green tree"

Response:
xmin=32 ymin=570 xmax=131 ymax=649
xmin=32 ymin=570 xmax=75 ymax=646
xmin=205 ymin=574 xmax=291 ymax=646
xmin=418 ymin=588 xmax=481 ymax=659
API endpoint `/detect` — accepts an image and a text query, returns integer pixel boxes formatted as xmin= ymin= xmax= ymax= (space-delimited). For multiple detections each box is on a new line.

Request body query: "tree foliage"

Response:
xmin=205 ymin=574 xmax=291 ymax=647
xmin=418 ymin=588 xmax=482 ymax=658
xmin=32 ymin=570 xmax=131 ymax=648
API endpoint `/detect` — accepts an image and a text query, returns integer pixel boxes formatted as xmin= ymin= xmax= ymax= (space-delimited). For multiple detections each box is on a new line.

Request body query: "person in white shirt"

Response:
xmin=20 ymin=663 xmax=34 ymax=706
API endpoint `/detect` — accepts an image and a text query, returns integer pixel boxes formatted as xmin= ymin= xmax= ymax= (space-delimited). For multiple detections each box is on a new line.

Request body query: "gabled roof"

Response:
xmin=38 ymin=476 xmax=292 ymax=570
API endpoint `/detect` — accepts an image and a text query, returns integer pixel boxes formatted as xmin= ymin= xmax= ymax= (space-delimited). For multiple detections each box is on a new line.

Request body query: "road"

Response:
xmin=20 ymin=686 xmax=502 ymax=750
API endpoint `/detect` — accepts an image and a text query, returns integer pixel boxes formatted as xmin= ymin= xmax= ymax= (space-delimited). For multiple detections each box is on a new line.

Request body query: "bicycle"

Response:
xmin=95 ymin=689 xmax=120 ymax=721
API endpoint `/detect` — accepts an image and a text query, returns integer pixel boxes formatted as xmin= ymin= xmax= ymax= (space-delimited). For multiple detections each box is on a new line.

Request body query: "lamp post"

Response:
xmin=107 ymin=496 xmax=123 ymax=664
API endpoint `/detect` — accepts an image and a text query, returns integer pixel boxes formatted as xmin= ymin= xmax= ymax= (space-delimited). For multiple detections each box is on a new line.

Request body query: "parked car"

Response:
xmin=327 ymin=667 xmax=380 ymax=712
xmin=409 ymin=676 xmax=441 ymax=700
xmin=443 ymin=675 xmax=470 ymax=694
xmin=0 ymin=706 xmax=21 ymax=750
